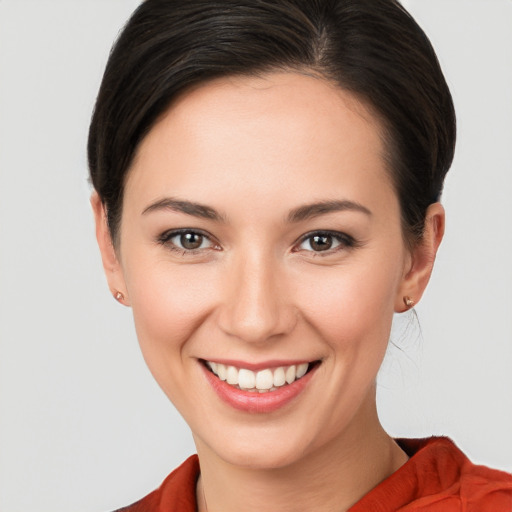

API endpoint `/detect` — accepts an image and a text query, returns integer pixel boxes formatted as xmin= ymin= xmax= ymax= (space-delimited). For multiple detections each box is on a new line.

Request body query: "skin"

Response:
xmin=93 ymin=72 xmax=444 ymax=512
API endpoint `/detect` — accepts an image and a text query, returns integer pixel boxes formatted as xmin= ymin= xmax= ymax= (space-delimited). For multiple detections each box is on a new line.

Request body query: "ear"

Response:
xmin=91 ymin=192 xmax=130 ymax=306
xmin=395 ymin=202 xmax=445 ymax=312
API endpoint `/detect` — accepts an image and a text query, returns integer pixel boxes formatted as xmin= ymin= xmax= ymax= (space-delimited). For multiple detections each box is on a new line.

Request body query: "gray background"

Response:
xmin=0 ymin=1 xmax=511 ymax=511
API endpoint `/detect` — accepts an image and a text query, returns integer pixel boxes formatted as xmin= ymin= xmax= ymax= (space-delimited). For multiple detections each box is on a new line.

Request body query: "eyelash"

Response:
xmin=294 ymin=230 xmax=358 ymax=256
xmin=157 ymin=228 xmax=220 ymax=255
xmin=156 ymin=229 xmax=358 ymax=256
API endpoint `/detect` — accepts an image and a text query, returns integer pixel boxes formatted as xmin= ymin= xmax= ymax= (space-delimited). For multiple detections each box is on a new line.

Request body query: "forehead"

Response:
xmin=125 ymin=72 xmax=395 ymax=218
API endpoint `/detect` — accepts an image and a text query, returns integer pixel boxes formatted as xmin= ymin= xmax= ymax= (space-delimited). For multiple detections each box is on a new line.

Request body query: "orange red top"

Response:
xmin=115 ymin=437 xmax=512 ymax=512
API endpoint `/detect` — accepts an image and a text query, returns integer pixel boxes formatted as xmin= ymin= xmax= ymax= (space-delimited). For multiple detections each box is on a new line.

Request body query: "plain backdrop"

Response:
xmin=0 ymin=1 xmax=511 ymax=511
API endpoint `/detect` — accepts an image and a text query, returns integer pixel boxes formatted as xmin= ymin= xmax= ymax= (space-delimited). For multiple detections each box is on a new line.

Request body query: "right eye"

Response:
xmin=157 ymin=229 xmax=220 ymax=254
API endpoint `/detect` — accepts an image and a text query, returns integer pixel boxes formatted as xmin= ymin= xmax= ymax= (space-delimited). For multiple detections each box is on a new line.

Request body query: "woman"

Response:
xmin=88 ymin=0 xmax=512 ymax=510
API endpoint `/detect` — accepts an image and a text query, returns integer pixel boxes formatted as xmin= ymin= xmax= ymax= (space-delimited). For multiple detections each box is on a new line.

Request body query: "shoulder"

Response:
xmin=112 ymin=454 xmax=200 ymax=512
xmin=406 ymin=437 xmax=511 ymax=509
xmin=350 ymin=437 xmax=512 ymax=512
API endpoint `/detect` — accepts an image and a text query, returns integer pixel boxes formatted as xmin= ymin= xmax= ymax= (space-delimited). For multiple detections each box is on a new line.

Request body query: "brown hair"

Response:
xmin=88 ymin=0 xmax=456 ymax=245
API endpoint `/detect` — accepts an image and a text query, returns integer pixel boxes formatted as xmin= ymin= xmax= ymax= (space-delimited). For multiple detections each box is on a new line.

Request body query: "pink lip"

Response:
xmin=201 ymin=362 xmax=319 ymax=414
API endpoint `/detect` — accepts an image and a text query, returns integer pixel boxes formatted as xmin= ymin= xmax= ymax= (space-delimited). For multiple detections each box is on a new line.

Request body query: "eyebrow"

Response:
xmin=142 ymin=197 xmax=371 ymax=223
xmin=142 ymin=197 xmax=226 ymax=222
xmin=287 ymin=200 xmax=372 ymax=223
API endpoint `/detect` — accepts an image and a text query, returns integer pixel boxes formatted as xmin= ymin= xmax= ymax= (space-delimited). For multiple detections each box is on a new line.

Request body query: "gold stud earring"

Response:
xmin=114 ymin=291 xmax=125 ymax=302
xmin=403 ymin=296 xmax=415 ymax=309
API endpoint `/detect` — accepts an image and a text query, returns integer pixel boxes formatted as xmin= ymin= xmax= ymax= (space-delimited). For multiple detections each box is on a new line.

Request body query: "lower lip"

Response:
xmin=202 ymin=363 xmax=318 ymax=414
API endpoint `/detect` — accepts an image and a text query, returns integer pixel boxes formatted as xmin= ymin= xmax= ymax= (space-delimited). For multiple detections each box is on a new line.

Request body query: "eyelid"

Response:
xmin=293 ymin=230 xmax=357 ymax=254
xmin=157 ymin=228 xmax=221 ymax=252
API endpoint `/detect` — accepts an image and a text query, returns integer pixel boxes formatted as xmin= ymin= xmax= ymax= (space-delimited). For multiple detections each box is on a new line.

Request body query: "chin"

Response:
xmin=219 ymin=442 xmax=307 ymax=470
xmin=194 ymin=419 xmax=322 ymax=471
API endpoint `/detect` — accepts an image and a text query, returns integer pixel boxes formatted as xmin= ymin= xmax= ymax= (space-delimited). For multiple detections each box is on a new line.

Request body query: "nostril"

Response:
xmin=217 ymin=298 xmax=298 ymax=344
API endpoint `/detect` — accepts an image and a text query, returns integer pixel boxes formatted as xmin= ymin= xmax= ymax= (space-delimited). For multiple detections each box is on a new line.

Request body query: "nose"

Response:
xmin=217 ymin=252 xmax=297 ymax=344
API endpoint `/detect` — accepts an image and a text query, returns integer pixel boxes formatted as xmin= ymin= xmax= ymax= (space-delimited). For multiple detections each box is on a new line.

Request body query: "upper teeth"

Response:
xmin=206 ymin=362 xmax=309 ymax=391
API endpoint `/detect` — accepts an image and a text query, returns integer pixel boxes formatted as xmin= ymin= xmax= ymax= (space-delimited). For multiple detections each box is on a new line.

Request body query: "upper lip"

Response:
xmin=200 ymin=358 xmax=319 ymax=371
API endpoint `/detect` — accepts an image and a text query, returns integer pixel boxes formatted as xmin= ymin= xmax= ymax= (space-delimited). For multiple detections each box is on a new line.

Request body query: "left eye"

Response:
xmin=297 ymin=232 xmax=353 ymax=253
xmin=159 ymin=229 xmax=216 ymax=252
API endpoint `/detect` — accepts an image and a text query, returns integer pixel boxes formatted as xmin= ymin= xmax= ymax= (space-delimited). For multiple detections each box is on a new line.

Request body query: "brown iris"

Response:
xmin=309 ymin=235 xmax=333 ymax=251
xmin=180 ymin=232 xmax=204 ymax=250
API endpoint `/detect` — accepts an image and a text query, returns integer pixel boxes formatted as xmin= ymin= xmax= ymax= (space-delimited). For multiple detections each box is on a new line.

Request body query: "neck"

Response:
xmin=195 ymin=395 xmax=408 ymax=512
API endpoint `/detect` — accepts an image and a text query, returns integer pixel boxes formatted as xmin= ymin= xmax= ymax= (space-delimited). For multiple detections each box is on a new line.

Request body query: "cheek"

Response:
xmin=292 ymin=258 xmax=400 ymax=352
xmin=123 ymin=259 xmax=218 ymax=378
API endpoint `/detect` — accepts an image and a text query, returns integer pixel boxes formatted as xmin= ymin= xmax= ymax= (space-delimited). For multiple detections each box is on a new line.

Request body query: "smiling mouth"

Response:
xmin=203 ymin=360 xmax=319 ymax=393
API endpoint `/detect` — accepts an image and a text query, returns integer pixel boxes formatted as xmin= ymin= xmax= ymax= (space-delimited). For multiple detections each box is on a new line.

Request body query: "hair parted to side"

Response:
xmin=88 ymin=0 xmax=456 ymax=246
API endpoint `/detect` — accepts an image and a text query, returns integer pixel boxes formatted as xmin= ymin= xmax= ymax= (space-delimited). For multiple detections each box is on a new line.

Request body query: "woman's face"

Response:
xmin=100 ymin=73 xmax=422 ymax=469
